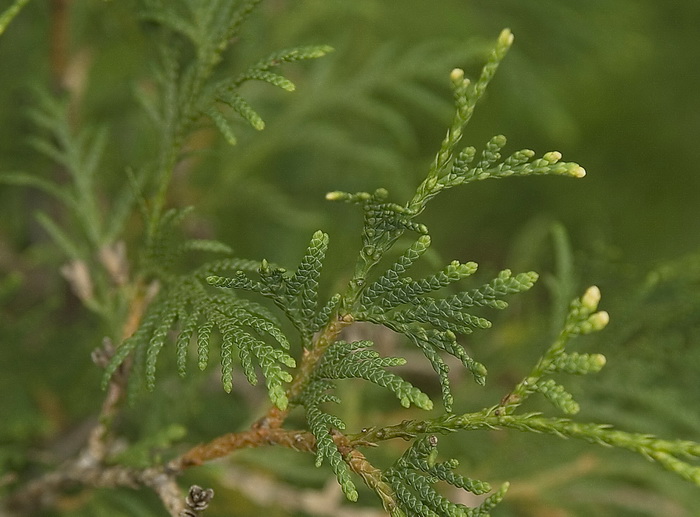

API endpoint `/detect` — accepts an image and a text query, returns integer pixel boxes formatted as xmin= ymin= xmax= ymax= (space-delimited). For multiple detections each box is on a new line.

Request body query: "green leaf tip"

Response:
xmin=552 ymin=352 xmax=607 ymax=374
xmin=534 ymin=379 xmax=580 ymax=414
xmin=271 ymin=386 xmax=289 ymax=410
xmin=449 ymin=67 xmax=466 ymax=84
xmin=581 ymin=285 xmax=601 ymax=311
xmin=498 ymin=28 xmax=514 ymax=48
xmin=565 ymin=286 xmax=609 ymax=335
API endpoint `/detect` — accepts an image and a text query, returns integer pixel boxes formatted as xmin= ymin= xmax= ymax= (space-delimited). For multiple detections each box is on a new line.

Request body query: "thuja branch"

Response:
xmin=5 ymin=463 xmax=185 ymax=516
xmin=172 ymin=426 xmax=400 ymax=515
xmin=351 ymin=411 xmax=700 ymax=485
xmin=173 ymin=428 xmax=316 ymax=468
xmin=252 ymin=312 xmax=355 ymax=429
xmin=499 ymin=285 xmax=609 ymax=415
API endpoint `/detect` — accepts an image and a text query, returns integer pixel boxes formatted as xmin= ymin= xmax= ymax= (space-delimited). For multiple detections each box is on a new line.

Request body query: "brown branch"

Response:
xmin=172 ymin=428 xmax=316 ymax=469
xmin=4 ymin=462 xmax=186 ymax=516
xmin=333 ymin=431 xmax=399 ymax=514
xmin=174 ymin=427 xmax=399 ymax=514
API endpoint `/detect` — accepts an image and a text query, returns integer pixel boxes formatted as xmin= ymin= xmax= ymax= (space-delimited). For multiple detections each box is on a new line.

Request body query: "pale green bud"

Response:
xmin=581 ymin=285 xmax=601 ymax=311
xmin=543 ymin=151 xmax=562 ymax=164
xmin=498 ymin=28 xmax=514 ymax=47
xmin=450 ymin=68 xmax=465 ymax=83
xmin=588 ymin=311 xmax=610 ymax=331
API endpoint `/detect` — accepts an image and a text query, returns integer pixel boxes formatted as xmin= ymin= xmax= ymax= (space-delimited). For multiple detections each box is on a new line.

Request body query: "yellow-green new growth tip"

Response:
xmin=498 ymin=28 xmax=515 ymax=47
xmin=581 ymin=285 xmax=602 ymax=310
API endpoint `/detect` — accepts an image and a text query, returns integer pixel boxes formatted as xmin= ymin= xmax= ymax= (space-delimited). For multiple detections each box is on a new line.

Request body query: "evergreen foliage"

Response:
xmin=383 ymin=435 xmax=505 ymax=517
xmin=1 ymin=2 xmax=699 ymax=516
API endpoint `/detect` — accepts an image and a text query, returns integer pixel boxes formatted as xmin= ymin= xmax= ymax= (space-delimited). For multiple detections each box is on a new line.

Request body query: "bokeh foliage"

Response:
xmin=1 ymin=1 xmax=699 ymax=515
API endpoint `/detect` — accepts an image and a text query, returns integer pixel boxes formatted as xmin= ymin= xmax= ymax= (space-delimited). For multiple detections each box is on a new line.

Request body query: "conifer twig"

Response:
xmin=173 ymin=428 xmax=316 ymax=469
xmin=250 ymin=312 xmax=354 ymax=430
xmin=350 ymin=411 xmax=700 ymax=486
xmin=4 ymin=463 xmax=186 ymax=516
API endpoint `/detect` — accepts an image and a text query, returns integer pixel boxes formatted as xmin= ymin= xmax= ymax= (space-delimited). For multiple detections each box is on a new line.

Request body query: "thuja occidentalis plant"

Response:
xmin=2 ymin=2 xmax=700 ymax=516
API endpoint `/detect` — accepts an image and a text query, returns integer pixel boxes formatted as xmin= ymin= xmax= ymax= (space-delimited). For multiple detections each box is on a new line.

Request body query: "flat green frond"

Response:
xmin=310 ymin=293 xmax=342 ymax=334
xmin=195 ymin=257 xmax=265 ymax=278
xmin=499 ymin=286 xmax=609 ymax=415
xmin=208 ymin=231 xmax=330 ymax=337
xmin=446 ymin=135 xmax=586 ymax=186
xmin=288 ymin=230 xmax=328 ymax=295
xmin=245 ymin=45 xmax=334 ymax=75
xmin=288 ymin=230 xmax=328 ymax=331
xmin=327 ymin=189 xmax=428 ymax=284
xmin=377 ymin=261 xmax=480 ymax=314
xmin=317 ymin=340 xmax=433 ymax=410
xmin=228 ymin=295 xmax=285 ymax=328
xmin=215 ymin=90 xmax=265 ymax=130
xmin=360 ymin=235 xmax=432 ymax=308
xmin=301 ymin=379 xmax=358 ymax=501
xmin=475 ymin=134 xmax=507 ymax=171
xmin=235 ymin=337 xmax=256 ymax=386
xmin=447 ymin=270 xmax=539 ymax=310
xmin=22 ymin=90 xmax=115 ymax=249
xmin=145 ymin=299 xmax=182 ymax=391
xmin=650 ymin=452 xmax=700 ymax=486
xmin=473 ymin=414 xmax=700 ymax=488
xmin=409 ymin=30 xmax=514 ymax=215
xmin=306 ymin=403 xmax=357 ymax=500
xmin=220 ymin=331 xmax=235 ymax=393
xmin=228 ymin=306 xmax=290 ymax=350
xmin=176 ymin=306 xmax=201 ymax=377
xmin=102 ymin=296 xmax=167 ymax=389
xmin=354 ymin=247 xmax=530 ymax=404
xmin=101 ymin=336 xmax=137 ymax=390
xmin=108 ymin=264 xmax=294 ymax=407
xmin=248 ymin=338 xmax=295 ymax=409
xmin=390 ymin=323 xmax=454 ymax=411
xmin=550 ymin=352 xmax=607 ymax=375
xmin=229 ymin=70 xmax=296 ymax=91
xmin=196 ymin=319 xmax=214 ymax=370
xmin=207 ymin=271 xmax=263 ymax=292
xmin=385 ymin=435 xmax=502 ymax=516
xmin=391 ymin=304 xmax=486 ymax=336
xmin=196 ymin=297 xmax=294 ymax=406
xmin=469 ymin=482 xmax=509 ymax=516
xmin=204 ymin=107 xmax=237 ymax=145
xmin=531 ymin=379 xmax=579 ymax=415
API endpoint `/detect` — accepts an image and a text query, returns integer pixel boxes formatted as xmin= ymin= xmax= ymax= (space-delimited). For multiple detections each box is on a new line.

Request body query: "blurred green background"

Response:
xmin=1 ymin=0 xmax=699 ymax=515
